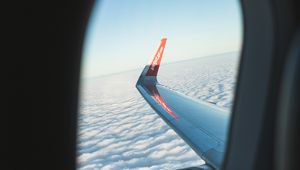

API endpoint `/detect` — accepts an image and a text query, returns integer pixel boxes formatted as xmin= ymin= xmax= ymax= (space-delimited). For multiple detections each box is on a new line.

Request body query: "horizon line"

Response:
xmin=81 ymin=50 xmax=240 ymax=80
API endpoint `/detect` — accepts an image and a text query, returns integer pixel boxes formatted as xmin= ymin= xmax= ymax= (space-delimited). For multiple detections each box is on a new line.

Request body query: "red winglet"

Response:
xmin=145 ymin=38 xmax=167 ymax=76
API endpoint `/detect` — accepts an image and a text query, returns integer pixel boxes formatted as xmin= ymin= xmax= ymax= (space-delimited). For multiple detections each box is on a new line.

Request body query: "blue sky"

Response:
xmin=82 ymin=0 xmax=242 ymax=78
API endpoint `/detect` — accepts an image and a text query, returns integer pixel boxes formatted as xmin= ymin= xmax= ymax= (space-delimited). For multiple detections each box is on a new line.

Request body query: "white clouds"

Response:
xmin=77 ymin=52 xmax=239 ymax=169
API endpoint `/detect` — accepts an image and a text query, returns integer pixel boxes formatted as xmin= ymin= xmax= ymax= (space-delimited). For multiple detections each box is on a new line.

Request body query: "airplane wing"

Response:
xmin=136 ymin=38 xmax=230 ymax=169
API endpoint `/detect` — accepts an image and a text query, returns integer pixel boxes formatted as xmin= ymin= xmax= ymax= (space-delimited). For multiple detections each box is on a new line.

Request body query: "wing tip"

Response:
xmin=144 ymin=38 xmax=167 ymax=77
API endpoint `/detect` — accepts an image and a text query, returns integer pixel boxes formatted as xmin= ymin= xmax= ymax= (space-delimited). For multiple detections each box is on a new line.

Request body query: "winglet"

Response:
xmin=145 ymin=38 xmax=167 ymax=76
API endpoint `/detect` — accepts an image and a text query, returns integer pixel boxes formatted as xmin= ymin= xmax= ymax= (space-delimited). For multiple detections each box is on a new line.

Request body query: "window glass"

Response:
xmin=78 ymin=0 xmax=242 ymax=169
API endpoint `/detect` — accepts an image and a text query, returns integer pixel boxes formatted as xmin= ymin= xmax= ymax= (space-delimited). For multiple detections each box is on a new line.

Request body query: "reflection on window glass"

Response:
xmin=78 ymin=0 xmax=242 ymax=169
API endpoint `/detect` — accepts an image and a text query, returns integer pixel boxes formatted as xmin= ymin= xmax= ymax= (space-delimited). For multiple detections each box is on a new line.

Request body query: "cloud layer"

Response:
xmin=77 ymin=52 xmax=239 ymax=170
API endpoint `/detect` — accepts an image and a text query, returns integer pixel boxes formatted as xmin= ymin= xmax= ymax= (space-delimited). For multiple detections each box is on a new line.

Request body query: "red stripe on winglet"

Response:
xmin=145 ymin=38 xmax=167 ymax=76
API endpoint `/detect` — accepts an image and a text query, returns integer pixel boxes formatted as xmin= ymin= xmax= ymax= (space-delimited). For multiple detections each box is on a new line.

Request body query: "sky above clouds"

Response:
xmin=82 ymin=0 xmax=242 ymax=78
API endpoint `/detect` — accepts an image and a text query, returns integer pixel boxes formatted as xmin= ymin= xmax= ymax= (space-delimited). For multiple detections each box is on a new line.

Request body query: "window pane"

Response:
xmin=78 ymin=0 xmax=242 ymax=169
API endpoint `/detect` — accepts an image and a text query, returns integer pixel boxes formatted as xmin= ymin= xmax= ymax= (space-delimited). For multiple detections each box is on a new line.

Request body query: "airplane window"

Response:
xmin=78 ymin=0 xmax=242 ymax=169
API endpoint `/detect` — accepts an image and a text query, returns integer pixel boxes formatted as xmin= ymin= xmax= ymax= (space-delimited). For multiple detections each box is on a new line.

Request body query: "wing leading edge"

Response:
xmin=136 ymin=38 xmax=230 ymax=169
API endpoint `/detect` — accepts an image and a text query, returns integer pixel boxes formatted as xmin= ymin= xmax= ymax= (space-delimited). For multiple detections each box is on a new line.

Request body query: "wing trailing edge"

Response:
xmin=136 ymin=38 xmax=229 ymax=169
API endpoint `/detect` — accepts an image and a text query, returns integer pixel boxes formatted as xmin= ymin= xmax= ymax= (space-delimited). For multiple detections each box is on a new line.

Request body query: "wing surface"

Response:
xmin=136 ymin=38 xmax=230 ymax=169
